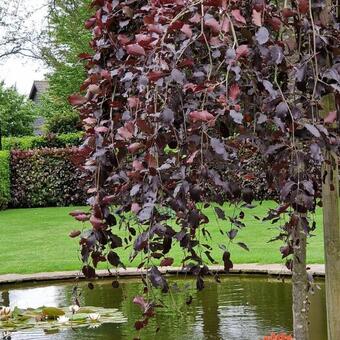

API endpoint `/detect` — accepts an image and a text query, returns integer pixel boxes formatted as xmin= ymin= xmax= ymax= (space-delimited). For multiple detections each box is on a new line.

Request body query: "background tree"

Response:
xmin=0 ymin=0 xmax=93 ymax=134
xmin=0 ymin=82 xmax=37 ymax=141
xmin=0 ymin=0 xmax=43 ymax=60
xmin=37 ymin=94 xmax=82 ymax=134
xmin=38 ymin=0 xmax=93 ymax=133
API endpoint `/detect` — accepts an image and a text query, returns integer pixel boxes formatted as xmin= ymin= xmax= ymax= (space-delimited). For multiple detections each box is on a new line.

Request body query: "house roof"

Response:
xmin=28 ymin=80 xmax=49 ymax=100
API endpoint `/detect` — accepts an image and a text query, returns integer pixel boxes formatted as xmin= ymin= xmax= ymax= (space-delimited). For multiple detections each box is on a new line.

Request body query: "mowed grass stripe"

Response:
xmin=0 ymin=202 xmax=324 ymax=275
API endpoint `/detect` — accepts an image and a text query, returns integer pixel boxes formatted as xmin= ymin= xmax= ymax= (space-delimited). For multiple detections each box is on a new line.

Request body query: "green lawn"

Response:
xmin=0 ymin=202 xmax=324 ymax=275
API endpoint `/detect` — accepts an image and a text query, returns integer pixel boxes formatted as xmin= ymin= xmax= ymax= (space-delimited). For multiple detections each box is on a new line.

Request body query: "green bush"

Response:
xmin=2 ymin=132 xmax=83 ymax=151
xmin=0 ymin=151 xmax=10 ymax=209
xmin=45 ymin=110 xmax=81 ymax=134
xmin=10 ymin=148 xmax=87 ymax=208
xmin=0 ymin=81 xmax=37 ymax=137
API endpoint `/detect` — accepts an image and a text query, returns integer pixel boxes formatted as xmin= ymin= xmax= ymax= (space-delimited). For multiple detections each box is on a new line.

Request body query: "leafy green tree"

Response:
xmin=44 ymin=108 xmax=81 ymax=134
xmin=39 ymin=0 xmax=92 ymax=133
xmin=37 ymin=94 xmax=81 ymax=134
xmin=0 ymin=82 xmax=37 ymax=139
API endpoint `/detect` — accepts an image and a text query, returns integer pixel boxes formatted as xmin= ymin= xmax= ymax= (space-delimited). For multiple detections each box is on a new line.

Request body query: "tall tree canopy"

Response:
xmin=42 ymin=0 xmax=93 ymax=99
xmin=38 ymin=0 xmax=93 ymax=133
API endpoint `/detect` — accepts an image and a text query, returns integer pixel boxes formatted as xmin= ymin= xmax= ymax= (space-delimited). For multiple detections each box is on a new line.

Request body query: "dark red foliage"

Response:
xmin=69 ymin=230 xmax=82 ymax=238
xmin=10 ymin=148 xmax=88 ymax=208
xmin=72 ymin=0 xmax=339 ymax=331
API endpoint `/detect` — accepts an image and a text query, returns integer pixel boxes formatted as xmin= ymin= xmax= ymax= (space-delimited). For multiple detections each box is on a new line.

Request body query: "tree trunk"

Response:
xmin=292 ymin=216 xmax=309 ymax=340
xmin=322 ymin=151 xmax=340 ymax=340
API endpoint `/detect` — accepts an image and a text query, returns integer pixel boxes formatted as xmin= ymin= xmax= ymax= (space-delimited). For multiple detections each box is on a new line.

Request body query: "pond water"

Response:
xmin=0 ymin=275 xmax=326 ymax=340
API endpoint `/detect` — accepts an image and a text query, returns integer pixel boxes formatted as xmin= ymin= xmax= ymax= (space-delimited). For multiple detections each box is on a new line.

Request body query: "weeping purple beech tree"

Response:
xmin=69 ymin=1 xmax=339 ymax=339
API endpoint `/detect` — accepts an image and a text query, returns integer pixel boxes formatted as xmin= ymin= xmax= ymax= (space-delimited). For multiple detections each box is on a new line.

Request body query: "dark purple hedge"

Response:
xmin=10 ymin=148 xmax=88 ymax=208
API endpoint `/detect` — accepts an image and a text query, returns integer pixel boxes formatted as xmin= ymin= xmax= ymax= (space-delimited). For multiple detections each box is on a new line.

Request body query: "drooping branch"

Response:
xmin=70 ymin=0 xmax=339 ymax=335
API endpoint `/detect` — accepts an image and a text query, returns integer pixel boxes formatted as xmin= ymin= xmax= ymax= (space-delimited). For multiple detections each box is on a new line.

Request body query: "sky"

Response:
xmin=0 ymin=0 xmax=49 ymax=96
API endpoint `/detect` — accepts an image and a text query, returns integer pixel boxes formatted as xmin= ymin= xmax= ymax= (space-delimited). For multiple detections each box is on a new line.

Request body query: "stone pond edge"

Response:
xmin=0 ymin=264 xmax=325 ymax=285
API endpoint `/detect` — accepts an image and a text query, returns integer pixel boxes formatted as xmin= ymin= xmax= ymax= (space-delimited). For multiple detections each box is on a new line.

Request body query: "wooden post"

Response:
xmin=322 ymin=151 xmax=340 ymax=340
xmin=292 ymin=215 xmax=309 ymax=340
xmin=320 ymin=0 xmax=339 ymax=335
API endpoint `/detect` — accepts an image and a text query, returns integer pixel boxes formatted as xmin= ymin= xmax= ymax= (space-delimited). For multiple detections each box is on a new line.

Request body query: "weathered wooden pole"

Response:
xmin=292 ymin=216 xmax=309 ymax=340
xmin=322 ymin=152 xmax=340 ymax=340
xmin=320 ymin=0 xmax=340 ymax=337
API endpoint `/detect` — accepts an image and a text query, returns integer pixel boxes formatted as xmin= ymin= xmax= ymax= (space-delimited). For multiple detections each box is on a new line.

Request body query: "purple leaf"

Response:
xmin=211 ymin=138 xmax=229 ymax=160
xmin=82 ymin=265 xmax=96 ymax=279
xmin=107 ymin=251 xmax=121 ymax=267
xmin=256 ymin=27 xmax=269 ymax=45
xmin=223 ymin=251 xmax=233 ymax=272
xmin=262 ymin=80 xmax=277 ymax=98
xmin=126 ymin=44 xmax=146 ymax=56
xmin=230 ymin=110 xmax=243 ymax=124
xmin=275 ymin=102 xmax=289 ymax=117
xmin=171 ymin=69 xmax=185 ymax=84
xmin=237 ymin=242 xmax=250 ymax=251
xmin=214 ymin=206 xmax=226 ymax=220
xmin=280 ymin=181 xmax=296 ymax=200
xmin=269 ymin=45 xmax=284 ymax=64
xmin=160 ymin=108 xmax=174 ymax=124
xmin=148 ymin=266 xmax=169 ymax=292
xmin=304 ymin=123 xmax=321 ymax=138
xmin=227 ymin=228 xmax=238 ymax=240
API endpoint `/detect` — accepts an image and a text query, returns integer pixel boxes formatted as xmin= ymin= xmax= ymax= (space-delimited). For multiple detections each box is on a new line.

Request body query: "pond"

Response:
xmin=0 ymin=275 xmax=326 ymax=340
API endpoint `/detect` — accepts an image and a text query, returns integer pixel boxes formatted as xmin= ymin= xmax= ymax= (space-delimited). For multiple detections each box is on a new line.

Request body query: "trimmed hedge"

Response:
xmin=2 ymin=132 xmax=83 ymax=151
xmin=0 ymin=151 xmax=11 ymax=209
xmin=10 ymin=148 xmax=87 ymax=208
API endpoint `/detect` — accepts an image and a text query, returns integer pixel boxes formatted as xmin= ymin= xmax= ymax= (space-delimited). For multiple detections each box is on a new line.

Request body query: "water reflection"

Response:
xmin=0 ymin=275 xmax=327 ymax=340
xmin=198 ymin=284 xmax=220 ymax=339
xmin=7 ymin=286 xmax=66 ymax=309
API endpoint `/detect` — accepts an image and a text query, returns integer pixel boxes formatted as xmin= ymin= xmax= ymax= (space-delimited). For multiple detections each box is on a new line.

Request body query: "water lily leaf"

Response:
xmin=71 ymin=313 xmax=89 ymax=321
xmin=0 ymin=306 xmax=127 ymax=332
xmin=42 ymin=307 xmax=65 ymax=319
xmin=78 ymin=308 xmax=96 ymax=314
xmin=12 ymin=307 xmax=24 ymax=318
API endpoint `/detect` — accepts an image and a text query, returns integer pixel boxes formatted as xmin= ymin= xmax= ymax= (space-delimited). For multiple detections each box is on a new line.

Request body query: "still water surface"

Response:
xmin=0 ymin=275 xmax=326 ymax=340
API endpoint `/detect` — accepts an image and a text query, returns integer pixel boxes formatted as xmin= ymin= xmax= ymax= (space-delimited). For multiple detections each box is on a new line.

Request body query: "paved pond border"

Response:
xmin=0 ymin=264 xmax=325 ymax=285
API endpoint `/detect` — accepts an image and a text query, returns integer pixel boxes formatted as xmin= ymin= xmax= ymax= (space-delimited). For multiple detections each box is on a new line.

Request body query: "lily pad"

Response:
xmin=70 ymin=313 xmax=88 ymax=321
xmin=78 ymin=308 xmax=96 ymax=314
xmin=42 ymin=307 xmax=65 ymax=319
xmin=0 ymin=305 xmax=127 ymax=333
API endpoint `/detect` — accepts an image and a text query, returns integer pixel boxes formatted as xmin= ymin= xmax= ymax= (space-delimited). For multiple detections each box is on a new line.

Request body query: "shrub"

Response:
xmin=45 ymin=110 xmax=82 ymax=134
xmin=0 ymin=151 xmax=10 ymax=209
xmin=2 ymin=132 xmax=83 ymax=151
xmin=31 ymin=132 xmax=84 ymax=149
xmin=10 ymin=148 xmax=88 ymax=208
